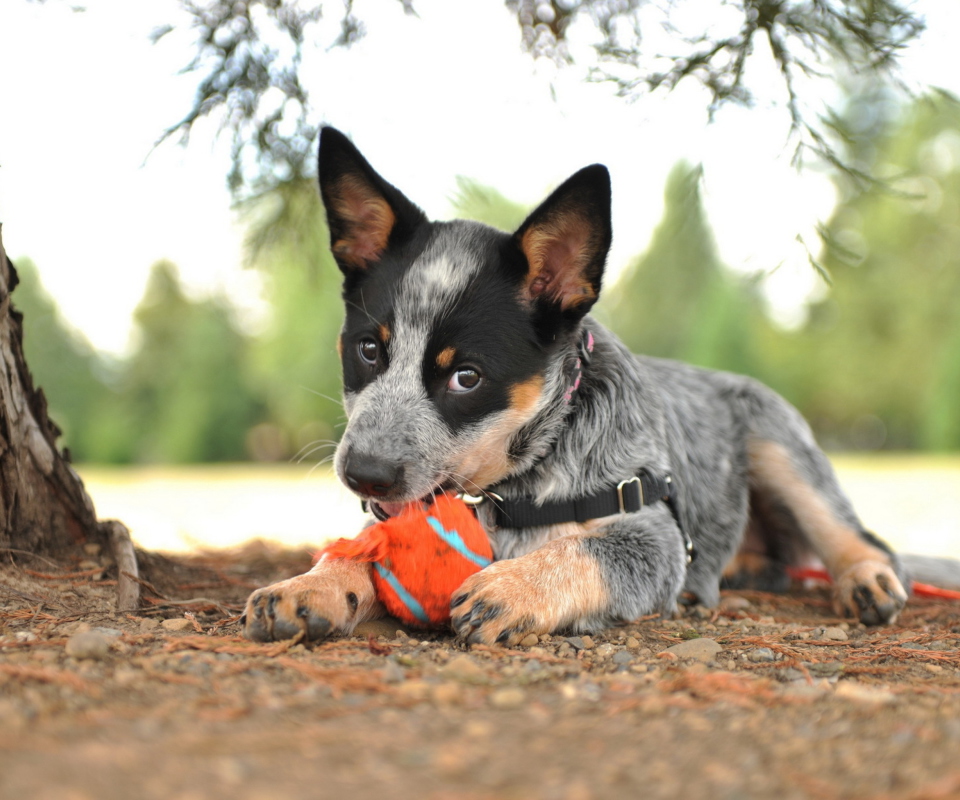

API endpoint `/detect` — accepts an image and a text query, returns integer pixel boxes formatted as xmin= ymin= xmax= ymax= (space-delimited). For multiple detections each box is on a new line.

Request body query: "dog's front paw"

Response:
xmin=243 ymin=557 xmax=382 ymax=642
xmin=834 ymin=560 xmax=908 ymax=625
xmin=451 ymin=542 xmax=607 ymax=646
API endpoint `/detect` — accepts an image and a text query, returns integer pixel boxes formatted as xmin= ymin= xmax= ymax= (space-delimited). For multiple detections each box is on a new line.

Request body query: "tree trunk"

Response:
xmin=0 ymin=224 xmax=139 ymax=609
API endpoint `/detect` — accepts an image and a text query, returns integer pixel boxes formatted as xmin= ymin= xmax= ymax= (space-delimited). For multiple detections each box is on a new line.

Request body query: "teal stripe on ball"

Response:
xmin=373 ymin=561 xmax=429 ymax=625
xmin=426 ymin=516 xmax=492 ymax=568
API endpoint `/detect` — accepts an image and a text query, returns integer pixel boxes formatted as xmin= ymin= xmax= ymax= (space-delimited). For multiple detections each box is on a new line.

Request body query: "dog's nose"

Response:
xmin=343 ymin=450 xmax=405 ymax=497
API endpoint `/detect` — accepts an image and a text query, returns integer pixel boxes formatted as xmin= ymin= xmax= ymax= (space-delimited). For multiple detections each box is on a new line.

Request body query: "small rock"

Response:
xmin=580 ymin=635 xmax=595 ymax=650
xmin=557 ymin=642 xmax=575 ymax=658
xmin=519 ymin=633 xmax=539 ymax=647
xmin=139 ymin=618 xmax=160 ymax=632
xmin=161 ymin=618 xmax=193 ymax=632
xmin=821 ymin=627 xmax=848 ymax=642
xmin=747 ymin=647 xmax=776 ymax=663
xmin=612 ymin=651 xmax=633 ymax=666
xmin=490 ymin=687 xmax=526 ymax=709
xmin=777 ymin=668 xmax=806 ymax=683
xmin=928 ymin=640 xmax=957 ymax=651
xmin=663 ymin=638 xmax=722 ymax=663
xmin=439 ymin=655 xmax=488 ymax=685
xmin=432 ymin=682 xmax=463 ymax=705
xmin=834 ymin=681 xmax=896 ymax=706
xmin=65 ymin=630 xmax=112 ymax=660
xmin=395 ymin=681 xmax=431 ymax=701
xmin=594 ymin=643 xmax=617 ymax=657
xmin=564 ymin=637 xmax=586 ymax=651
xmin=719 ymin=596 xmax=752 ymax=611
xmin=924 ymin=663 xmax=944 ymax=674
xmin=625 ymin=637 xmax=640 ymax=649
xmin=93 ymin=627 xmax=123 ymax=638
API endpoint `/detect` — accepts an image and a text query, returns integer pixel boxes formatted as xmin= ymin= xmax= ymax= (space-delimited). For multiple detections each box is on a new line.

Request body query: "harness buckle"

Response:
xmin=616 ymin=476 xmax=643 ymax=514
xmin=458 ymin=490 xmax=503 ymax=507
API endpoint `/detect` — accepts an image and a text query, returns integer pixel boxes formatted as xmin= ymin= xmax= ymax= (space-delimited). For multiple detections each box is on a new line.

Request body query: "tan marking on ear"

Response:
xmin=520 ymin=215 xmax=597 ymax=310
xmin=451 ymin=536 xmax=609 ymax=644
xmin=748 ymin=438 xmax=906 ymax=621
xmin=331 ymin=174 xmax=396 ymax=269
xmin=436 ymin=346 xmax=456 ymax=369
xmin=379 ymin=323 xmax=391 ymax=343
xmin=456 ymin=375 xmax=544 ymax=491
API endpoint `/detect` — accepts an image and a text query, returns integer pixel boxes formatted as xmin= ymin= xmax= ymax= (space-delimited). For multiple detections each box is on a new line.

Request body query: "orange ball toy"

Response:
xmin=320 ymin=494 xmax=493 ymax=627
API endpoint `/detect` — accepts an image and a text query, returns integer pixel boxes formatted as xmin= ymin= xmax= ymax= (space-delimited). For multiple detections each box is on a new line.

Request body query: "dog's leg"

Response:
xmin=747 ymin=438 xmax=907 ymax=624
xmin=452 ymin=507 xmax=687 ymax=645
xmin=243 ymin=555 xmax=385 ymax=642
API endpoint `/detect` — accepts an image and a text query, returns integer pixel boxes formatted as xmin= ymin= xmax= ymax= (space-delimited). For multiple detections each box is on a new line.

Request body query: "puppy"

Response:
xmin=244 ymin=126 xmax=914 ymax=645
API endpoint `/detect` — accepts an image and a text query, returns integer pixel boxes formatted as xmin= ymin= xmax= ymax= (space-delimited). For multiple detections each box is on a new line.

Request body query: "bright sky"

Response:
xmin=1 ymin=0 xmax=957 ymax=353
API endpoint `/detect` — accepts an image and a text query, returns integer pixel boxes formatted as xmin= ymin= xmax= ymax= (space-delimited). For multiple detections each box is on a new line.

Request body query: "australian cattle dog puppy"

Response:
xmin=244 ymin=127 xmax=926 ymax=645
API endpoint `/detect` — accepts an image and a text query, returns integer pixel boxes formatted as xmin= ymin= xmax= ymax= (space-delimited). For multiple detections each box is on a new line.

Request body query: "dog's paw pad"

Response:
xmin=834 ymin=561 xmax=907 ymax=625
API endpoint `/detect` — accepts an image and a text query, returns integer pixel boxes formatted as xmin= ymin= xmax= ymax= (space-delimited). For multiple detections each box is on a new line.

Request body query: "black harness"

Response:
xmin=466 ymin=469 xmax=695 ymax=564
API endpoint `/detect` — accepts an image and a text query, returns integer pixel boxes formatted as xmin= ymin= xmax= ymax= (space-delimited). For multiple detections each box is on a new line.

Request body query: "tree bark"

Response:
xmin=0 ymin=224 xmax=139 ymax=609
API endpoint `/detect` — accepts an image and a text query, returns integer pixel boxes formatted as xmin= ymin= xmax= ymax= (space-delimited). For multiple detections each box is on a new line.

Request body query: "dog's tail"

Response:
xmin=901 ymin=553 xmax=960 ymax=593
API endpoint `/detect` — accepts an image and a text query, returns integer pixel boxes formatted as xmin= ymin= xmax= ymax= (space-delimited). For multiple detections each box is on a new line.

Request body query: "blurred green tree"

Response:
xmin=123 ymin=260 xmax=263 ymax=462
xmin=758 ymin=93 xmax=960 ymax=450
xmin=239 ymin=179 xmax=346 ymax=461
xmin=451 ymin=177 xmax=530 ymax=232
xmin=597 ymin=162 xmax=764 ymax=375
xmin=12 ymin=259 xmax=117 ymax=461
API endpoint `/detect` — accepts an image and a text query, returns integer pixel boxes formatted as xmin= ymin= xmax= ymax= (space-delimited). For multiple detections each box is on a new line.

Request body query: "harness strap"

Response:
xmin=488 ymin=469 xmax=696 ymax=563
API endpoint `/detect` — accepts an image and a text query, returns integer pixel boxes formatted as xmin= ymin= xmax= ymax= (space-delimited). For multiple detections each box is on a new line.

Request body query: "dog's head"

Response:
xmin=318 ymin=127 xmax=611 ymax=512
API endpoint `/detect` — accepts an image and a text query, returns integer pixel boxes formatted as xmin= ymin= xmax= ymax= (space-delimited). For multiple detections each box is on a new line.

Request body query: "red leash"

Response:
xmin=787 ymin=567 xmax=960 ymax=601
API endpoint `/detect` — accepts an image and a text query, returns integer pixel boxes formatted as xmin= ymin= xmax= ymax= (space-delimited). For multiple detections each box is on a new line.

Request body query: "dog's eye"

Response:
xmin=358 ymin=338 xmax=379 ymax=364
xmin=448 ymin=367 xmax=481 ymax=393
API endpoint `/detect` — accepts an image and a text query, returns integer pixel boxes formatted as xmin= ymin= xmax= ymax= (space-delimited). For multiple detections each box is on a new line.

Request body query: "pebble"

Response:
xmin=833 ymin=681 xmax=896 ymax=706
xmin=748 ymin=647 xmax=777 ymax=663
xmin=594 ymin=643 xmax=617 ymax=657
xmin=625 ymin=637 xmax=640 ymax=649
xmin=139 ymin=618 xmax=160 ymax=632
xmin=580 ymin=636 xmax=596 ymax=650
xmin=519 ymin=634 xmax=539 ymax=647
xmin=612 ymin=651 xmax=633 ymax=666
xmin=719 ymin=596 xmax=752 ymax=611
xmin=557 ymin=642 xmax=575 ymax=658
xmin=432 ymin=682 xmax=463 ymax=705
xmin=663 ymin=638 xmax=722 ymax=663
xmin=490 ymin=687 xmax=526 ymax=709
xmin=65 ymin=630 xmax=113 ymax=660
xmin=778 ymin=668 xmax=806 ymax=683
xmin=161 ymin=618 xmax=193 ymax=632
xmin=439 ymin=655 xmax=488 ymax=685
xmin=564 ymin=637 xmax=586 ymax=651
xmin=821 ymin=627 xmax=849 ymax=642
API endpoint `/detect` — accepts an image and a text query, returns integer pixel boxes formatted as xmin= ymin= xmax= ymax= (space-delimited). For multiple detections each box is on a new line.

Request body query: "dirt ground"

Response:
xmin=2 ymin=542 xmax=960 ymax=800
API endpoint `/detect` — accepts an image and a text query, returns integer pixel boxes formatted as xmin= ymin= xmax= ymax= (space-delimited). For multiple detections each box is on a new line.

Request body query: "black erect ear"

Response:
xmin=514 ymin=164 xmax=612 ymax=315
xmin=318 ymin=127 xmax=427 ymax=273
